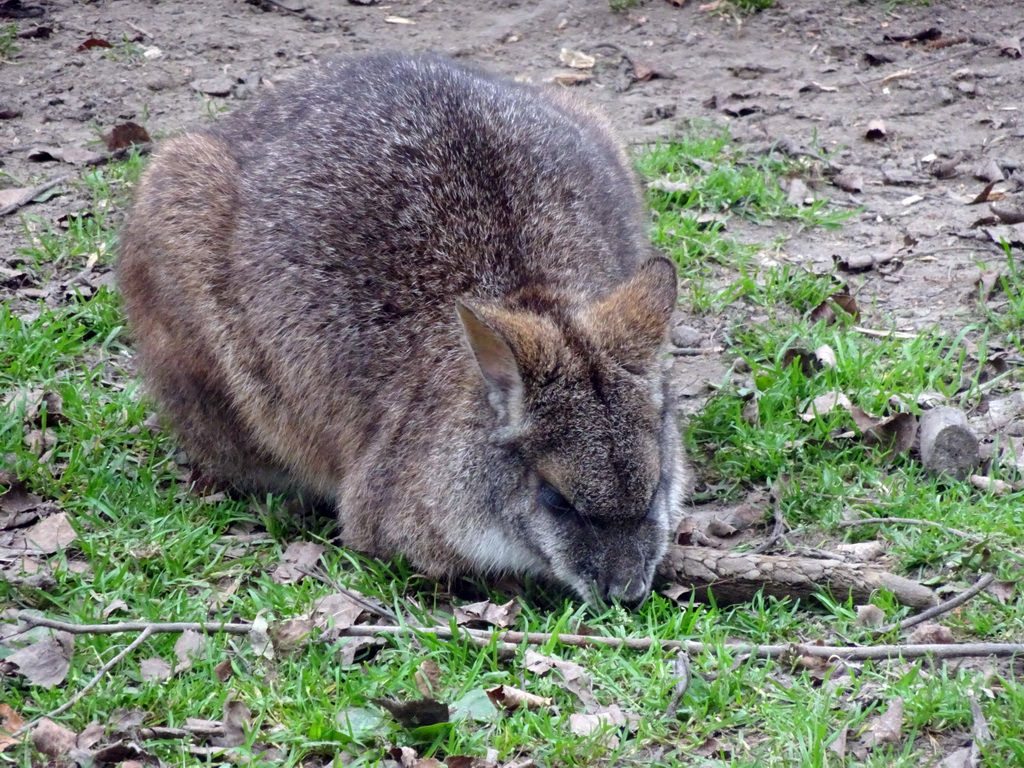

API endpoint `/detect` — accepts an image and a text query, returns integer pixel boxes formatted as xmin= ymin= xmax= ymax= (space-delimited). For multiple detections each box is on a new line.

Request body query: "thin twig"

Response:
xmin=124 ymin=20 xmax=153 ymax=39
xmin=297 ymin=566 xmax=401 ymax=623
xmin=0 ymin=175 xmax=71 ymax=217
xmin=18 ymin=615 xmax=252 ymax=635
xmin=851 ymin=326 xmax=920 ymax=340
xmin=880 ymin=574 xmax=996 ymax=634
xmin=13 ymin=627 xmax=155 ymax=737
xmin=669 ymin=346 xmax=724 ymax=357
xmin=13 ymin=614 xmax=1024 ymax=663
xmin=833 ymin=44 xmax=993 ymax=88
xmin=837 ymin=517 xmax=983 ymax=543
xmin=664 ymin=654 xmax=691 ymax=719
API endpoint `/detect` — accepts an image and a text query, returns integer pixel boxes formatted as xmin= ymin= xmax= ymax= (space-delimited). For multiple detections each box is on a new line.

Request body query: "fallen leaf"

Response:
xmin=373 ymin=698 xmax=450 ymax=728
xmin=568 ymin=705 xmax=639 ymax=749
xmin=454 ymin=598 xmax=521 ymax=628
xmin=31 ymin=718 xmax=77 ymax=757
xmin=997 ymin=36 xmax=1022 ymax=58
xmin=271 ymin=540 xmax=324 ymax=584
xmin=104 ymin=121 xmax=151 ymax=152
xmin=76 ymin=37 xmax=112 ymax=51
xmin=989 ymin=203 xmax=1024 ymax=225
xmin=173 ymin=630 xmax=207 ymax=672
xmin=632 ymin=58 xmax=674 ymax=82
xmin=102 ymin=599 xmax=128 ymax=618
xmin=6 ymin=632 xmax=74 ymax=688
xmin=486 ymin=685 xmax=552 ymax=712
xmin=968 ymin=181 xmax=999 ymax=205
xmin=907 ymin=622 xmax=955 ymax=645
xmin=862 ymin=697 xmax=904 ymax=747
xmin=415 ymin=659 xmax=442 ymax=698
xmin=830 ymin=725 xmax=848 ymax=759
xmin=0 ymin=704 xmax=26 ymax=752
xmin=559 ymin=48 xmax=595 ymax=69
xmin=849 ymin=408 xmax=917 ymax=461
xmin=139 ymin=657 xmax=172 ymax=682
xmin=247 ymin=612 xmax=274 ymax=660
xmin=801 ymin=391 xmax=852 ymax=422
xmin=76 ymin=721 xmax=105 ymax=750
xmin=988 ymin=580 xmax=1015 ymax=604
xmin=865 ymin=119 xmax=887 ymax=141
xmin=833 ymin=168 xmax=864 ymax=193
xmin=815 ymin=344 xmax=837 ymax=368
xmin=525 ymin=650 xmax=597 ymax=708
xmin=809 ymin=292 xmax=860 ymax=324
xmin=270 ymin=617 xmax=315 ymax=652
xmin=312 ymin=592 xmax=364 ymax=633
xmin=973 ymin=159 xmax=1004 ymax=184
xmin=647 ymin=178 xmax=692 ymax=195
xmin=213 ymin=699 xmax=251 ymax=748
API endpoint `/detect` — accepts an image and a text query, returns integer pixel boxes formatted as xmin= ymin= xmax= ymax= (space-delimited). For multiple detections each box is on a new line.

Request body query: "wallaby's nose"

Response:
xmin=600 ymin=573 xmax=651 ymax=608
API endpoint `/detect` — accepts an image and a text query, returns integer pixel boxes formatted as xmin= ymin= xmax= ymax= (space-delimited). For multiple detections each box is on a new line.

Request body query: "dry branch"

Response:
xmin=13 ymin=613 xmax=1024 ymax=661
xmin=656 ymin=544 xmax=938 ymax=609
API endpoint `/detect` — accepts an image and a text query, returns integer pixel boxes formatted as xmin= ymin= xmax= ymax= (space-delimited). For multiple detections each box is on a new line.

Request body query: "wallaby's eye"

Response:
xmin=538 ymin=482 xmax=576 ymax=518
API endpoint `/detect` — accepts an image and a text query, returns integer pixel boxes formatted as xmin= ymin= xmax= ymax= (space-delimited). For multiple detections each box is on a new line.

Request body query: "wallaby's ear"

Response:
xmin=456 ymin=301 xmax=561 ymax=423
xmin=582 ymin=256 xmax=678 ymax=368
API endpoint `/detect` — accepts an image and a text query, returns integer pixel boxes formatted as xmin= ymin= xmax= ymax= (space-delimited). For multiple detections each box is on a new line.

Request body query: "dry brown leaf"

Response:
xmin=415 ymin=659 xmax=442 ymax=698
xmin=865 ymin=119 xmax=887 ymax=141
xmin=863 ymin=697 xmax=904 ymax=747
xmin=997 ymin=36 xmax=1022 ymax=58
xmin=907 ymin=622 xmax=955 ymax=645
xmin=454 ymin=598 xmax=521 ymax=628
xmin=525 ymin=649 xmax=597 ymax=709
xmin=271 ymin=617 xmax=315 ymax=652
xmin=312 ymin=591 xmax=364 ymax=633
xmin=271 ymin=540 xmax=325 ymax=584
xmin=6 ymin=632 xmax=74 ymax=688
xmin=139 ymin=657 xmax=172 ymax=682
xmin=486 ymin=684 xmax=552 ymax=712
xmin=830 ymin=725 xmax=848 ymax=759
xmin=849 ymin=408 xmax=918 ymax=461
xmin=809 ymin=292 xmax=860 ymax=324
xmin=213 ymin=699 xmax=251 ymax=748
xmin=801 ymin=391 xmax=852 ymax=422
xmin=988 ymin=580 xmax=1016 ymax=604
xmin=77 ymin=37 xmax=112 ymax=51
xmin=31 ymin=718 xmax=77 ymax=758
xmin=968 ymin=181 xmax=999 ymax=205
xmin=173 ymin=630 xmax=207 ymax=672
xmin=22 ymin=512 xmax=77 ymax=553
xmin=0 ymin=704 xmax=26 ymax=752
xmin=104 ymin=121 xmax=152 ymax=152
xmin=374 ymin=698 xmax=450 ymax=728
xmin=568 ymin=705 xmax=639 ymax=748
xmin=833 ymin=168 xmax=864 ymax=193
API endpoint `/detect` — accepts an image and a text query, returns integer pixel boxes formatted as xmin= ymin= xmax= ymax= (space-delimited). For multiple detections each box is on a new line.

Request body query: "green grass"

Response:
xmin=2 ymin=129 xmax=1023 ymax=767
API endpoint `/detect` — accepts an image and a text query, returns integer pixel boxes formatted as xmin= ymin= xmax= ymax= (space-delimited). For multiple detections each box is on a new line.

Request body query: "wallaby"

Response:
xmin=118 ymin=53 xmax=692 ymax=605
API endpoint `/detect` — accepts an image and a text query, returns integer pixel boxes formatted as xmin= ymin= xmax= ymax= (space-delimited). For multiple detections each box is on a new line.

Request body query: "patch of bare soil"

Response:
xmin=3 ymin=0 xmax=1023 ymax=384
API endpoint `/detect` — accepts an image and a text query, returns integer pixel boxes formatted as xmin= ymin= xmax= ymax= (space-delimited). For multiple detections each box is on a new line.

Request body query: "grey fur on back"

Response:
xmin=118 ymin=53 xmax=692 ymax=605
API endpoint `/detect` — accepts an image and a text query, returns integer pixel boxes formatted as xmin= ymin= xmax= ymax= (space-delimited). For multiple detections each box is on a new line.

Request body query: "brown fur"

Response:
xmin=118 ymin=53 xmax=693 ymax=605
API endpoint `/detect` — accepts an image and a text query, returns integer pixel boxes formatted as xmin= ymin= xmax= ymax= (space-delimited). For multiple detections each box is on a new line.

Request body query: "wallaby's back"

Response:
xmin=119 ymin=54 xmax=691 ymax=604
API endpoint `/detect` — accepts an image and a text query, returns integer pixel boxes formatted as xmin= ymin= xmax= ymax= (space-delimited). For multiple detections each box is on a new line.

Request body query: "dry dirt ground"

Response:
xmin=2 ymin=0 xmax=1024 ymax=404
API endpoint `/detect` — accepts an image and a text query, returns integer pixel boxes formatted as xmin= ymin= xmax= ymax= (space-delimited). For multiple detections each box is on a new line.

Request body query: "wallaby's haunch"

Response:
xmin=118 ymin=53 xmax=693 ymax=605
